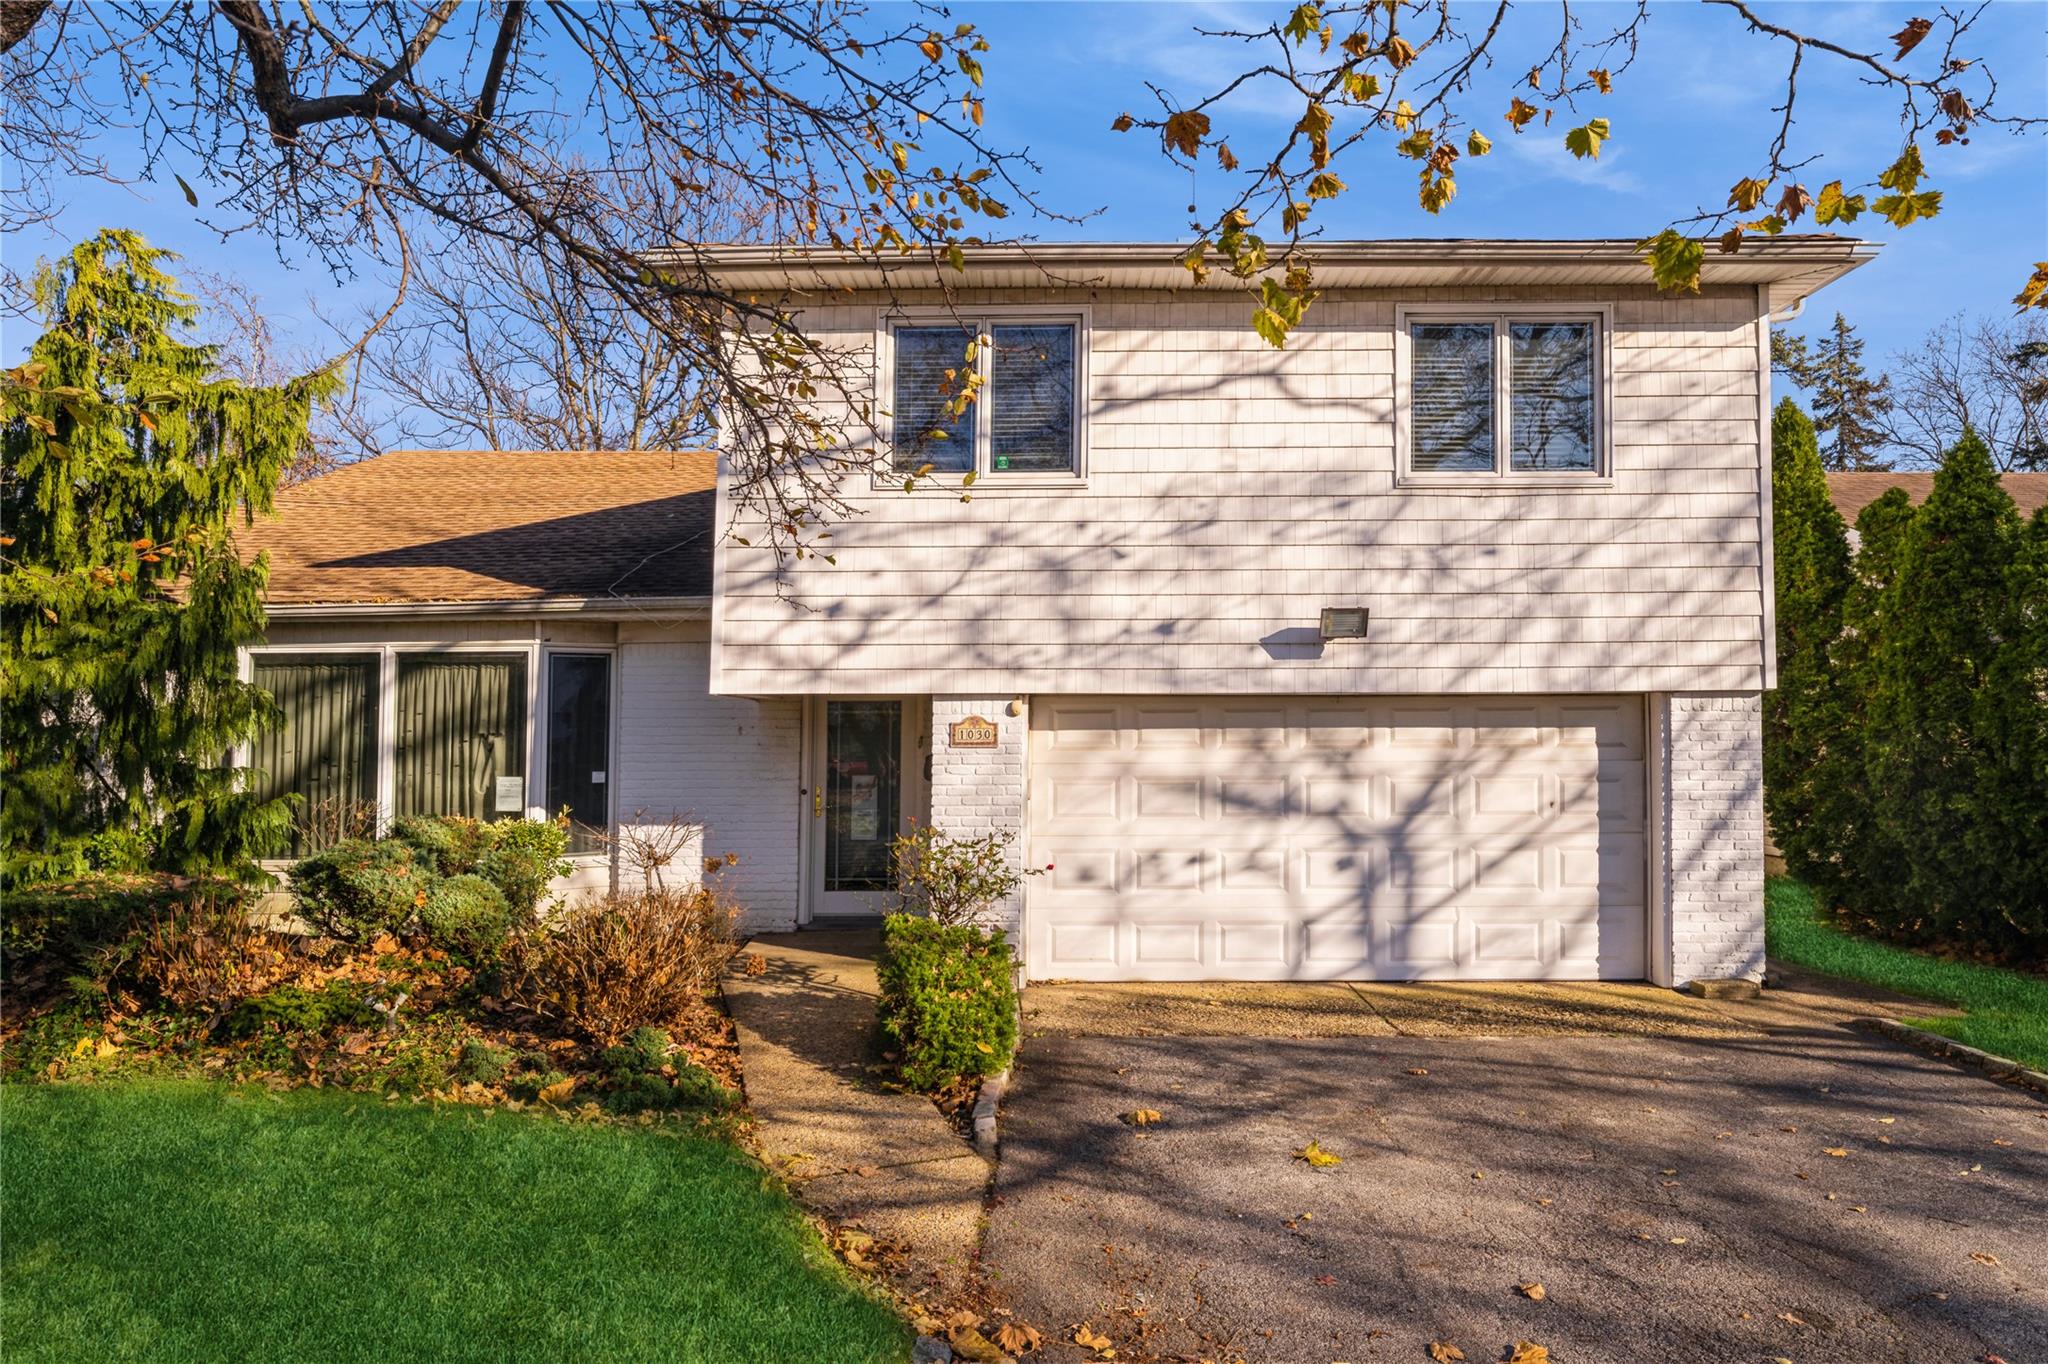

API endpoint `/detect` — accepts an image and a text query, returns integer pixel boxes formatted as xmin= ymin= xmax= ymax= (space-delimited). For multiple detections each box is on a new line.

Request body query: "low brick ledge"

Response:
xmin=971 ymin=1069 xmax=1009 ymax=1158
xmin=1854 ymin=1017 xmax=2048 ymax=1101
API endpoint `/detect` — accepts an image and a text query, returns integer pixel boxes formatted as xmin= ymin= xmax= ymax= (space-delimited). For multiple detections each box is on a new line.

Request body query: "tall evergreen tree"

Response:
xmin=1 ymin=230 xmax=336 ymax=883
xmin=1862 ymin=431 xmax=2020 ymax=950
xmin=1816 ymin=488 xmax=1919 ymax=914
xmin=1967 ymin=507 xmax=2048 ymax=957
xmin=1764 ymin=401 xmax=1856 ymax=891
xmin=1777 ymin=313 xmax=1894 ymax=472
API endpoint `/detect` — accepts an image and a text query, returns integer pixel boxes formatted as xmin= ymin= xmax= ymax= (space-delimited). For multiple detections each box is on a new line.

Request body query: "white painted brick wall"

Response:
xmin=614 ymin=637 xmax=802 ymax=931
xmin=1656 ymin=691 xmax=1766 ymax=983
xmin=927 ymin=696 xmax=1030 ymax=940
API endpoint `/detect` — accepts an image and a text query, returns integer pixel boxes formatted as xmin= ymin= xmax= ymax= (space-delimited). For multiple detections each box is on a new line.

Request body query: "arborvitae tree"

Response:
xmin=1816 ymin=488 xmax=1920 ymax=914
xmin=1862 ymin=430 xmax=2020 ymax=950
xmin=1967 ymin=507 xmax=2048 ymax=957
xmin=1 ymin=230 xmax=335 ymax=883
xmin=1764 ymin=400 xmax=1855 ymax=889
xmin=1778 ymin=313 xmax=1894 ymax=472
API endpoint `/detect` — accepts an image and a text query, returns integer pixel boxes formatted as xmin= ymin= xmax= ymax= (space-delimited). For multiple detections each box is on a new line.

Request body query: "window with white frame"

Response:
xmin=888 ymin=317 xmax=1081 ymax=476
xmin=247 ymin=647 xmax=611 ymax=856
xmin=1406 ymin=313 xmax=1603 ymax=477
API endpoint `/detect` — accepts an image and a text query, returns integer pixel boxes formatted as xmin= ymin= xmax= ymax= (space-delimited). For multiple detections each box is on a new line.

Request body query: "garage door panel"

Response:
xmin=1028 ymin=695 xmax=1646 ymax=982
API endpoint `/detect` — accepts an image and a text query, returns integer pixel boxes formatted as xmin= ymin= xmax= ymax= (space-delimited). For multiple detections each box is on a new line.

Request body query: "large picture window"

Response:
xmin=1405 ymin=312 xmax=1603 ymax=479
xmin=888 ymin=317 xmax=1081 ymax=477
xmin=394 ymin=653 xmax=528 ymax=822
xmin=249 ymin=653 xmax=379 ymax=856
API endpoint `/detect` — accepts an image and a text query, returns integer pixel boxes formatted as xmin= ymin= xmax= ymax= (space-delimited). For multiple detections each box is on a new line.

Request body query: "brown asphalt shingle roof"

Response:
xmin=1827 ymin=471 xmax=2048 ymax=525
xmin=239 ymin=449 xmax=716 ymax=605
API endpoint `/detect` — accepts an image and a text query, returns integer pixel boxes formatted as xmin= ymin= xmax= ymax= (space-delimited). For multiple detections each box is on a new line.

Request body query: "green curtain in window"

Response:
xmin=250 ymin=654 xmax=378 ymax=857
xmin=395 ymin=655 xmax=527 ymax=821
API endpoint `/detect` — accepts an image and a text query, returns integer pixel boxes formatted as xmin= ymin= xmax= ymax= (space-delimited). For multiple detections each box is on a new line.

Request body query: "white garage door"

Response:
xmin=1026 ymin=696 xmax=1646 ymax=982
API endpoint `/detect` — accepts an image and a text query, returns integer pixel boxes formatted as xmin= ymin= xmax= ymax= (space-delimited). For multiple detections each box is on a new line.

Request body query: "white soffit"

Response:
xmin=670 ymin=238 xmax=1877 ymax=314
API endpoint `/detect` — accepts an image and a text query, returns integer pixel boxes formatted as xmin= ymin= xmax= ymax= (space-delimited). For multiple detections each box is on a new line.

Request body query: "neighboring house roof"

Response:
xmin=238 ymin=449 xmax=715 ymax=609
xmin=1826 ymin=471 xmax=2048 ymax=525
xmin=674 ymin=237 xmax=1875 ymax=313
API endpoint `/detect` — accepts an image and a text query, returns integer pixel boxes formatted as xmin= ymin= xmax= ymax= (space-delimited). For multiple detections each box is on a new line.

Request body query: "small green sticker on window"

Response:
xmin=994 ymin=455 xmax=1010 ymax=470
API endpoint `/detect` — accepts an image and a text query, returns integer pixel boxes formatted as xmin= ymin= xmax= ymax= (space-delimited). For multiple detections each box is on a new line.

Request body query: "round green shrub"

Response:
xmin=288 ymin=840 xmax=432 ymax=943
xmin=478 ymin=818 xmax=571 ymax=918
xmin=390 ymin=816 xmax=491 ymax=876
xmin=417 ymin=874 xmax=513 ymax=962
xmin=874 ymin=914 xmax=1018 ymax=1092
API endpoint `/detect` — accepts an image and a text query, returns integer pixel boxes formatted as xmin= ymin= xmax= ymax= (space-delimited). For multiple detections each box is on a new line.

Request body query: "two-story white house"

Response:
xmin=239 ymin=238 xmax=1873 ymax=989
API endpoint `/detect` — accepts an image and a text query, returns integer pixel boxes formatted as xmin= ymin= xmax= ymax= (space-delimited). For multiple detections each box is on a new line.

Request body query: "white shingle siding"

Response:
xmin=1653 ymin=691 xmax=1767 ymax=984
xmin=712 ymin=285 xmax=1768 ymax=697
xmin=927 ymin=696 xmax=1029 ymax=937
xmin=614 ymin=630 xmax=802 ymax=930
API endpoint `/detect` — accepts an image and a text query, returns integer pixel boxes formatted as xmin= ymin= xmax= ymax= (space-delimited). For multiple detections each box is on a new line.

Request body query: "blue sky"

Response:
xmin=9 ymin=1 xmax=2046 ymax=389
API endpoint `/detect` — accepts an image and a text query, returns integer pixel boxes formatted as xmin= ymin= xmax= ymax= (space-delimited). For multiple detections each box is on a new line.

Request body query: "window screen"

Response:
xmin=394 ymin=653 xmax=528 ymax=822
xmin=250 ymin=653 xmax=378 ymax=856
xmin=891 ymin=326 xmax=976 ymax=472
xmin=1409 ymin=322 xmax=1496 ymax=472
xmin=989 ymin=324 xmax=1076 ymax=472
xmin=546 ymin=654 xmax=610 ymax=854
xmin=1510 ymin=321 xmax=1596 ymax=471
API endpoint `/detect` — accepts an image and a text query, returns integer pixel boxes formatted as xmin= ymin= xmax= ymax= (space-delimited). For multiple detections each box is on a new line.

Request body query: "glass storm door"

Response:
xmin=819 ymin=701 xmax=901 ymax=915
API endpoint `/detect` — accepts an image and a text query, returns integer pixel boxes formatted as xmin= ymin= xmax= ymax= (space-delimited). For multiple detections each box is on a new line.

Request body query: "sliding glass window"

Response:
xmin=394 ymin=653 xmax=529 ymax=822
xmin=249 ymin=653 xmax=379 ymax=856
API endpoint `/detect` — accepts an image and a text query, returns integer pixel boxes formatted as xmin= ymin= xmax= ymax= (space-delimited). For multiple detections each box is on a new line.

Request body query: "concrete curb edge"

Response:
xmin=1854 ymin=1017 xmax=2048 ymax=1101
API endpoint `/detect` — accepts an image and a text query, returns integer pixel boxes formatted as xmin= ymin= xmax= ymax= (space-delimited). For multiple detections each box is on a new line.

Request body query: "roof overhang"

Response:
xmin=670 ymin=238 xmax=1876 ymax=315
xmin=264 ymin=595 xmax=710 ymax=621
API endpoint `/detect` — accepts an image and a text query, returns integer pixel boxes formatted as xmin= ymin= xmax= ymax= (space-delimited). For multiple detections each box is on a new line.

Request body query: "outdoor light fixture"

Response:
xmin=1318 ymin=606 xmax=1370 ymax=641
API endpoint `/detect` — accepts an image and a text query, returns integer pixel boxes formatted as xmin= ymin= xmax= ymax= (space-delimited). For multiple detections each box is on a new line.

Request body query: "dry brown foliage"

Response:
xmin=505 ymin=888 xmax=740 ymax=1047
xmin=134 ymin=897 xmax=294 ymax=1015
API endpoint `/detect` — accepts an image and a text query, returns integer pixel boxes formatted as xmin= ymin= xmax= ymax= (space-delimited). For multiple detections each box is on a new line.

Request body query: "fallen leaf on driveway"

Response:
xmin=1516 ymin=1282 xmax=1546 ymax=1300
xmin=1427 ymin=1343 xmax=1466 ymax=1363
xmin=1506 ymin=1342 xmax=1550 ymax=1364
xmin=1406 ymin=1067 xmax=1430 ymax=1076
xmin=1778 ymin=1312 xmax=1808 ymax=1328
xmin=1072 ymin=1324 xmax=1114 ymax=1356
xmin=1969 ymin=1251 xmax=2001 ymax=1267
xmin=1313 ymin=1273 xmax=1337 ymax=1286
xmin=994 ymin=1321 xmax=1042 ymax=1354
xmin=1123 ymin=1109 xmax=1162 ymax=1127
xmin=1878 ymin=1116 xmax=1896 ymax=1124
xmin=1668 ymin=1237 xmax=1688 ymax=1245
xmin=1823 ymin=1147 xmax=1849 ymax=1158
xmin=1295 ymin=1140 xmax=1343 ymax=1168
xmin=1992 ymin=1138 xmax=2013 ymax=1147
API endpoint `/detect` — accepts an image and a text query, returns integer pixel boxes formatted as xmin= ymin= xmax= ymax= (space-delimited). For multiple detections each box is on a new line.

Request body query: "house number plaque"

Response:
xmin=947 ymin=715 xmax=999 ymax=749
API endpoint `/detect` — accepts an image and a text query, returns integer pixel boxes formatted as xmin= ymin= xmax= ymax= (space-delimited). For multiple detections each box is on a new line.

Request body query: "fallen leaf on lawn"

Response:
xmin=537 ymin=1077 xmax=576 ymax=1104
xmin=1506 ymin=1342 xmax=1550 ymax=1364
xmin=1516 ymin=1281 xmax=1546 ymax=1300
xmin=1295 ymin=1140 xmax=1343 ymax=1168
xmin=1428 ymin=1343 xmax=1466 ymax=1363
xmin=994 ymin=1321 xmax=1042 ymax=1354
xmin=1969 ymin=1251 xmax=2001 ymax=1266
xmin=1823 ymin=1147 xmax=1849 ymax=1158
xmin=1124 ymin=1108 xmax=1163 ymax=1127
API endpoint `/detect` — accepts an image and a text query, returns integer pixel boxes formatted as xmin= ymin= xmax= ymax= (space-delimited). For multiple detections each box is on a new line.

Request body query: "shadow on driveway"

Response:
xmin=984 ymin=1026 xmax=2046 ymax=1363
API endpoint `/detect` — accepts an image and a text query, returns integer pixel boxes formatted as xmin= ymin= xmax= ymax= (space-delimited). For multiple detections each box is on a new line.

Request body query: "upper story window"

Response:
xmin=887 ymin=316 xmax=1083 ymax=479
xmin=1403 ymin=310 xmax=1606 ymax=481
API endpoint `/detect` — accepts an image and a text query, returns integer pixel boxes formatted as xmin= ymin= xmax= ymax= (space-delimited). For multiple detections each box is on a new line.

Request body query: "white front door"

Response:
xmin=804 ymin=698 xmax=929 ymax=918
xmin=1026 ymin=695 xmax=1648 ymax=981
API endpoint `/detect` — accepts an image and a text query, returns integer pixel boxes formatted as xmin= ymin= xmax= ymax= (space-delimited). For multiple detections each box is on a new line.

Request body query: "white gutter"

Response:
xmin=263 ymin=595 xmax=710 ymax=621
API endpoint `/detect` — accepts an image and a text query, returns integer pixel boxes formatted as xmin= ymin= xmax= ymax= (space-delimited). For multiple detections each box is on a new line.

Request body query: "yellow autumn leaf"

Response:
xmin=1428 ymin=1343 xmax=1466 ymax=1363
xmin=1124 ymin=1108 xmax=1163 ymax=1127
xmin=1823 ymin=1147 xmax=1849 ymax=1158
xmin=1517 ymin=1281 xmax=1547 ymax=1300
xmin=538 ymin=1077 xmax=576 ymax=1104
xmin=1507 ymin=1343 xmax=1551 ymax=1364
xmin=1295 ymin=1140 xmax=1343 ymax=1168
xmin=975 ymin=1041 xmax=994 ymax=1054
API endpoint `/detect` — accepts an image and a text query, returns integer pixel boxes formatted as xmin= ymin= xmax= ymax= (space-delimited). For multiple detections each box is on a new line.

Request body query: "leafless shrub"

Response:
xmin=294 ymin=795 xmax=381 ymax=853
xmin=505 ymin=886 xmax=740 ymax=1047
xmin=594 ymin=809 xmax=705 ymax=894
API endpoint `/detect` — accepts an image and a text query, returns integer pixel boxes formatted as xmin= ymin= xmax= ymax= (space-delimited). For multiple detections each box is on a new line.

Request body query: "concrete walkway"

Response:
xmin=723 ymin=930 xmax=988 ymax=1300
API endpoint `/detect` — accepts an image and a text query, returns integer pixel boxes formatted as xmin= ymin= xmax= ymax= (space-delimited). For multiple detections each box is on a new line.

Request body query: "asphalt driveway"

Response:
xmin=983 ymin=1027 xmax=2046 ymax=1364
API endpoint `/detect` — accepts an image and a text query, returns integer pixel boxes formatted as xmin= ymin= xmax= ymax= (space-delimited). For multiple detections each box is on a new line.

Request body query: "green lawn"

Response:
xmin=1 ymin=1082 xmax=908 ymax=1364
xmin=1766 ymin=877 xmax=2048 ymax=1072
